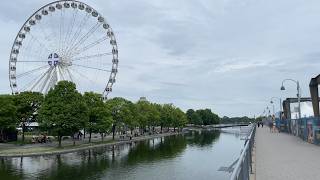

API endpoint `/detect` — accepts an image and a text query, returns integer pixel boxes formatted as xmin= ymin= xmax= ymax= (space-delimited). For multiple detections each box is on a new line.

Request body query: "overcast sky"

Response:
xmin=1 ymin=0 xmax=320 ymax=117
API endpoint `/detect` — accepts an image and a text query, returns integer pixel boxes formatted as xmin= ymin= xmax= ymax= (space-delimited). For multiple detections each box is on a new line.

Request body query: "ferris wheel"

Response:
xmin=9 ymin=0 xmax=118 ymax=99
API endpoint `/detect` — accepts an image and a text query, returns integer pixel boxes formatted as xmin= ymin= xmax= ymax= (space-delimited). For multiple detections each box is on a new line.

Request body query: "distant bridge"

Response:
xmin=185 ymin=123 xmax=250 ymax=130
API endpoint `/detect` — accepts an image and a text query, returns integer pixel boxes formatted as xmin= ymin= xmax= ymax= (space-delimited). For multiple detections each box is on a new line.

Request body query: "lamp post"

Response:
xmin=270 ymin=97 xmax=282 ymax=120
xmin=266 ymin=106 xmax=270 ymax=120
xmin=281 ymin=79 xmax=301 ymax=136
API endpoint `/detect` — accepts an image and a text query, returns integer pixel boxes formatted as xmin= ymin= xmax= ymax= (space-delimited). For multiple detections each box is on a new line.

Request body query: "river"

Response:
xmin=0 ymin=128 xmax=245 ymax=180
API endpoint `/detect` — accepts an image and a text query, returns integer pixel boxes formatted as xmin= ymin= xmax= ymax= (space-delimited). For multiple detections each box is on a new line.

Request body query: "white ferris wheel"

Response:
xmin=9 ymin=0 xmax=118 ymax=99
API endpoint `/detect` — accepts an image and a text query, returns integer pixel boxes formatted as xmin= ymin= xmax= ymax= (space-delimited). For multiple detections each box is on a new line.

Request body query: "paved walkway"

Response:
xmin=256 ymin=127 xmax=320 ymax=180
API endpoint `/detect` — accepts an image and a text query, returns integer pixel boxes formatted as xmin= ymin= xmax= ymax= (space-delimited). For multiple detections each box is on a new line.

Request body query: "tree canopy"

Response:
xmin=0 ymin=95 xmax=17 ymax=141
xmin=38 ymin=81 xmax=88 ymax=147
xmin=186 ymin=108 xmax=220 ymax=125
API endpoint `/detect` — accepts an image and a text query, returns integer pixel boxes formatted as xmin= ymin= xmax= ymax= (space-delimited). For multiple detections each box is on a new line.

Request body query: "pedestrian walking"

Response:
xmin=269 ymin=121 xmax=273 ymax=132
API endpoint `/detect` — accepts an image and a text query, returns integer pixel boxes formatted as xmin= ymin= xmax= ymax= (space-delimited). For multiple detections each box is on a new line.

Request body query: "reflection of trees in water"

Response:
xmin=0 ymin=136 xmax=187 ymax=180
xmin=0 ymin=158 xmax=23 ymax=180
xmin=0 ymin=133 xmax=220 ymax=180
xmin=185 ymin=130 xmax=220 ymax=147
xmin=125 ymin=135 xmax=187 ymax=165
xmin=37 ymin=151 xmax=111 ymax=180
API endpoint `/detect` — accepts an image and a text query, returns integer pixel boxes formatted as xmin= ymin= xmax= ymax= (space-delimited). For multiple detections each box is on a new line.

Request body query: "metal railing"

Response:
xmin=230 ymin=124 xmax=256 ymax=180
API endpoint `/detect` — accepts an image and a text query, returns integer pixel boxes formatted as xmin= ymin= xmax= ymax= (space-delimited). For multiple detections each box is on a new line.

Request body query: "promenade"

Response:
xmin=256 ymin=127 xmax=320 ymax=180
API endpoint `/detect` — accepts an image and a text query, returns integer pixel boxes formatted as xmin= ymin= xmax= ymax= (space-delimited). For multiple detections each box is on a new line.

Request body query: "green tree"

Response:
xmin=121 ymin=101 xmax=138 ymax=134
xmin=160 ymin=104 xmax=175 ymax=132
xmin=136 ymin=101 xmax=162 ymax=134
xmin=196 ymin=109 xmax=220 ymax=125
xmin=172 ymin=107 xmax=188 ymax=131
xmin=190 ymin=111 xmax=203 ymax=125
xmin=186 ymin=109 xmax=195 ymax=124
xmin=14 ymin=91 xmax=43 ymax=143
xmin=149 ymin=103 xmax=161 ymax=133
xmin=95 ymin=107 xmax=113 ymax=141
xmin=0 ymin=95 xmax=17 ymax=142
xmin=105 ymin=97 xmax=131 ymax=139
xmin=83 ymin=92 xmax=113 ymax=142
xmin=38 ymin=81 xmax=88 ymax=147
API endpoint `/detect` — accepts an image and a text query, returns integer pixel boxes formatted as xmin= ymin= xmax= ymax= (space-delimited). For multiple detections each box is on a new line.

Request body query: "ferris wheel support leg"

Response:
xmin=30 ymin=67 xmax=52 ymax=92
xmin=44 ymin=68 xmax=57 ymax=93
xmin=39 ymin=67 xmax=54 ymax=93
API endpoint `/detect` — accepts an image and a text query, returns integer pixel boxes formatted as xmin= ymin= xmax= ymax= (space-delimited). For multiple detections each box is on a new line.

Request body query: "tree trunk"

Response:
xmin=174 ymin=127 xmax=176 ymax=132
xmin=112 ymin=125 xmax=116 ymax=140
xmin=161 ymin=125 xmax=163 ymax=133
xmin=58 ymin=135 xmax=62 ymax=147
xmin=83 ymin=128 xmax=86 ymax=139
xmin=0 ymin=129 xmax=3 ymax=142
xmin=73 ymin=135 xmax=76 ymax=146
xmin=89 ymin=130 xmax=92 ymax=143
xmin=101 ymin=133 xmax=104 ymax=141
xmin=22 ymin=123 xmax=25 ymax=143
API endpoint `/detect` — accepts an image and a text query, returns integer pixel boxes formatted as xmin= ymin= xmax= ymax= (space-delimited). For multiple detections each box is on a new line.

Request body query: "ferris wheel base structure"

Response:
xmin=9 ymin=0 xmax=119 ymax=99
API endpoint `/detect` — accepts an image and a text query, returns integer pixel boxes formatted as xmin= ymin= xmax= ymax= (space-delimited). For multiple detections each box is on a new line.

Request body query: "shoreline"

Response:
xmin=0 ymin=132 xmax=182 ymax=158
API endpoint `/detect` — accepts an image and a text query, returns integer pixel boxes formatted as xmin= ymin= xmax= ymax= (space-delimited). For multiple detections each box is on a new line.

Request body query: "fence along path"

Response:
xmin=256 ymin=127 xmax=320 ymax=180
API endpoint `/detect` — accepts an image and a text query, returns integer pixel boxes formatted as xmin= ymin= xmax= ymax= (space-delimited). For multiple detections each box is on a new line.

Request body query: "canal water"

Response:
xmin=0 ymin=128 xmax=245 ymax=180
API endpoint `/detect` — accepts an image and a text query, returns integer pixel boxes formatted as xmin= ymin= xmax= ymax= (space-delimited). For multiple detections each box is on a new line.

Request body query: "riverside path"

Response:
xmin=256 ymin=127 xmax=320 ymax=180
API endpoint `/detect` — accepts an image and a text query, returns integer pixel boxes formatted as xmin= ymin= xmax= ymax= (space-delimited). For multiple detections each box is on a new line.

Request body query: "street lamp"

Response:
xmin=281 ymin=79 xmax=301 ymax=136
xmin=270 ymin=97 xmax=282 ymax=120
xmin=280 ymin=79 xmax=301 ymax=119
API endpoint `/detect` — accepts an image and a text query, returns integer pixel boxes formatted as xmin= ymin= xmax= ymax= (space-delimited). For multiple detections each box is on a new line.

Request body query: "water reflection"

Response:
xmin=0 ymin=130 xmax=243 ymax=180
xmin=186 ymin=130 xmax=220 ymax=147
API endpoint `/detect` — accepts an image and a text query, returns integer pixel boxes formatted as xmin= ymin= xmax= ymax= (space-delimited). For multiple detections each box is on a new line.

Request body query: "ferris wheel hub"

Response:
xmin=47 ymin=53 xmax=60 ymax=66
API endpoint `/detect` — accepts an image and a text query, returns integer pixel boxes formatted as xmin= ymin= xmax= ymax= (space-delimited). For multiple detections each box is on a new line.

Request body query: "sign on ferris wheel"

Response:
xmin=9 ymin=0 xmax=119 ymax=99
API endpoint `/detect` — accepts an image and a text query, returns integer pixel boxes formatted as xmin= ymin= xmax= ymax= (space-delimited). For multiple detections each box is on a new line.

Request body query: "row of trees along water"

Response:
xmin=186 ymin=109 xmax=220 ymax=125
xmin=0 ymin=81 xmax=198 ymax=147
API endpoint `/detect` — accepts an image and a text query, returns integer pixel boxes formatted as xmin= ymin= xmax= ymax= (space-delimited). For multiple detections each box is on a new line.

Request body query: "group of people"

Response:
xmin=257 ymin=115 xmax=279 ymax=133
xmin=31 ymin=134 xmax=51 ymax=144
xmin=257 ymin=121 xmax=264 ymax=127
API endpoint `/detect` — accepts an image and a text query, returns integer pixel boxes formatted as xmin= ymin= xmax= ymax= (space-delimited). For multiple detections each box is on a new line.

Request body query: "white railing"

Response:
xmin=230 ymin=124 xmax=256 ymax=180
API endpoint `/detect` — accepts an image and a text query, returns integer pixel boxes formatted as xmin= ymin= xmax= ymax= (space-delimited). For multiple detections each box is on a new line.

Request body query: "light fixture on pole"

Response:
xmin=270 ymin=97 xmax=282 ymax=120
xmin=280 ymin=79 xmax=301 ymax=136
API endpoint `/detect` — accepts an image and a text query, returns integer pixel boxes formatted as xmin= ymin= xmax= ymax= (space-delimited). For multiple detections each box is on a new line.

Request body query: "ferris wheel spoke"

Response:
xmin=72 ymin=63 xmax=111 ymax=72
xmin=71 ymin=52 xmax=112 ymax=61
xmin=65 ymin=13 xmax=91 ymax=55
xmin=65 ymin=67 xmax=74 ymax=82
xmin=38 ymin=21 xmax=53 ymax=48
xmin=58 ymin=8 xmax=66 ymax=55
xmin=45 ymin=13 xmax=59 ymax=51
xmin=19 ymin=49 xmax=48 ymax=63
xmin=69 ymin=67 xmax=101 ymax=88
xmin=63 ymin=9 xmax=78 ymax=52
xmin=66 ymin=22 xmax=102 ymax=56
xmin=19 ymin=67 xmax=49 ymax=92
xmin=16 ymin=65 xmax=49 ymax=78
xmin=70 ymin=36 xmax=109 ymax=57
xmin=28 ymin=32 xmax=52 ymax=53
